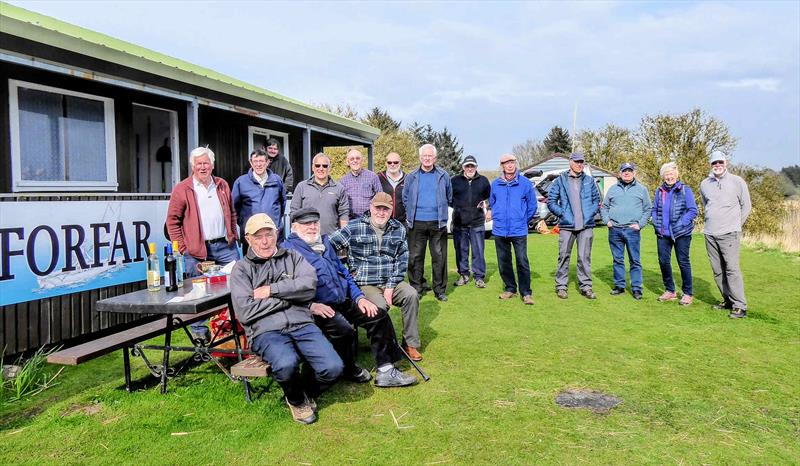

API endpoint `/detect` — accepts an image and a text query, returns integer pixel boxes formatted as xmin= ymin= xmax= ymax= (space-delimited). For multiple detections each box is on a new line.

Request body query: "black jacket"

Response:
xmin=451 ymin=173 xmax=491 ymax=228
xmin=378 ymin=171 xmax=407 ymax=224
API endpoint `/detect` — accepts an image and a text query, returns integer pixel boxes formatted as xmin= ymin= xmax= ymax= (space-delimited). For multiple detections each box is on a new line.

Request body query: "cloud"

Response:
xmin=715 ymin=78 xmax=781 ymax=92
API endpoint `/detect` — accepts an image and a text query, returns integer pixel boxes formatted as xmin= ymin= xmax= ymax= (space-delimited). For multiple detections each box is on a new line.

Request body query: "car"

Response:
xmin=447 ymin=205 xmax=493 ymax=238
xmin=525 ymin=167 xmax=604 ymax=230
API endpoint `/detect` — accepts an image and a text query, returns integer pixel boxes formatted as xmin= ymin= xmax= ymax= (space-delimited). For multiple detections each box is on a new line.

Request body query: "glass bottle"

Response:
xmin=146 ymin=242 xmax=161 ymax=292
xmin=172 ymin=240 xmax=185 ymax=288
xmin=164 ymin=244 xmax=178 ymax=292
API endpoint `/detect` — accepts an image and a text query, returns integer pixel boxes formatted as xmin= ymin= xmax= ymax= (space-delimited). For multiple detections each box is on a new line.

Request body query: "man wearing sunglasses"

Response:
xmin=700 ymin=151 xmax=752 ymax=319
xmin=291 ymin=153 xmax=350 ymax=236
xmin=378 ymin=152 xmax=407 ymax=224
xmin=547 ymin=152 xmax=601 ymax=300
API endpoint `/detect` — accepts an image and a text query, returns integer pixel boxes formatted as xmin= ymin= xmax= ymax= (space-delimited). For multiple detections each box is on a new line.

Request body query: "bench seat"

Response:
xmin=231 ymin=356 xmax=270 ymax=378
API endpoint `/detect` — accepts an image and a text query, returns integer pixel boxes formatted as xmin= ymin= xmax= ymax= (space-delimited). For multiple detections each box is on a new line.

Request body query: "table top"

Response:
xmin=96 ymin=281 xmax=232 ymax=315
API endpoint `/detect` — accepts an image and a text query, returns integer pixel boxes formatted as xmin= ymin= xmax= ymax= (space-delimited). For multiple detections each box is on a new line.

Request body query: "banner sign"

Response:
xmin=0 ymin=200 xmax=171 ymax=306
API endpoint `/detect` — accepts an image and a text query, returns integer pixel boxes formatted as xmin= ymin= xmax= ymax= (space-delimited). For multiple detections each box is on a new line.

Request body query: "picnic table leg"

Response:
xmin=123 ymin=346 xmax=132 ymax=392
xmin=160 ymin=315 xmax=173 ymax=394
xmin=226 ymin=303 xmax=252 ymax=402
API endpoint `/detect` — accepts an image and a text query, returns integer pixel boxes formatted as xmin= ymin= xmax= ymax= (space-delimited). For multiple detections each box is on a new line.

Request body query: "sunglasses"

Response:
xmin=386 ymin=161 xmax=400 ymax=165
xmin=501 ymin=160 xmax=516 ymax=165
xmin=314 ymin=164 xmax=329 ymax=168
xmin=711 ymin=161 xmax=725 ymax=166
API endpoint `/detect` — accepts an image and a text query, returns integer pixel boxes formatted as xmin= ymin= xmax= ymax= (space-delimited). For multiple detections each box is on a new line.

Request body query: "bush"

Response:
xmin=729 ymin=165 xmax=788 ymax=236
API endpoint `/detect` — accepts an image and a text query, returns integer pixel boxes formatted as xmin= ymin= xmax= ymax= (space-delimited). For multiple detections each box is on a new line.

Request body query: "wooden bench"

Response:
xmin=230 ymin=356 xmax=271 ymax=402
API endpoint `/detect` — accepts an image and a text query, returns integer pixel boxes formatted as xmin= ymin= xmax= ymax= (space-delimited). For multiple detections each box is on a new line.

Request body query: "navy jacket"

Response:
xmin=232 ymin=168 xmax=285 ymax=234
xmin=451 ymin=173 xmax=491 ymax=229
xmin=547 ymin=171 xmax=601 ymax=229
xmin=489 ymin=172 xmax=537 ymax=237
xmin=282 ymin=233 xmax=364 ymax=305
xmin=652 ymin=181 xmax=698 ymax=238
xmin=403 ymin=166 xmax=453 ymax=229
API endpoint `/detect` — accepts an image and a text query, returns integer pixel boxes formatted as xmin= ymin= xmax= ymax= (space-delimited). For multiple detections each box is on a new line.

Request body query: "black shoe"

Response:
xmin=610 ymin=287 xmax=625 ymax=295
xmin=421 ymin=282 xmax=432 ymax=292
xmin=190 ymin=328 xmax=212 ymax=345
xmin=436 ymin=293 xmax=448 ymax=302
xmin=632 ymin=291 xmax=643 ymax=300
xmin=728 ymin=308 xmax=747 ymax=319
xmin=713 ymin=302 xmax=733 ymax=310
xmin=344 ymin=366 xmax=372 ymax=383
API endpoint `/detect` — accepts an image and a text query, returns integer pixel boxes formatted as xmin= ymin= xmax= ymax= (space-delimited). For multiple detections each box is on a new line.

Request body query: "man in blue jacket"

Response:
xmin=601 ymin=163 xmax=652 ymax=300
xmin=282 ymin=207 xmax=416 ymax=387
xmin=232 ymin=148 xmax=285 ymax=251
xmin=547 ymin=152 xmax=601 ymax=299
xmin=403 ymin=144 xmax=453 ymax=301
xmin=489 ymin=153 xmax=537 ymax=305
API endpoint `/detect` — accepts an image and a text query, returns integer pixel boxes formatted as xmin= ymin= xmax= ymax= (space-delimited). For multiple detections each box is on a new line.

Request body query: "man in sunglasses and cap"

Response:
xmin=452 ymin=155 xmax=492 ymax=288
xmin=700 ymin=151 xmax=752 ymax=319
xmin=282 ymin=206 xmax=417 ymax=388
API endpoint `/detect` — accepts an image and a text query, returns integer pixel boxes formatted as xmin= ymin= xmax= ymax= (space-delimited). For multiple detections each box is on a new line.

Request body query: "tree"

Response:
xmin=314 ymin=102 xmax=359 ymax=120
xmin=729 ymin=165 xmax=787 ymax=236
xmin=410 ymin=122 xmax=464 ymax=175
xmin=361 ymin=107 xmax=401 ymax=133
xmin=512 ymin=138 xmax=550 ymax=169
xmin=781 ymin=165 xmax=800 ymax=186
xmin=543 ymin=126 xmax=572 ymax=155
xmin=576 ymin=124 xmax=634 ymax=174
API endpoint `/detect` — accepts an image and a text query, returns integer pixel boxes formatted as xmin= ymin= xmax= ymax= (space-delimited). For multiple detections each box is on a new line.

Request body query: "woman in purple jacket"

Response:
xmin=651 ymin=162 xmax=698 ymax=306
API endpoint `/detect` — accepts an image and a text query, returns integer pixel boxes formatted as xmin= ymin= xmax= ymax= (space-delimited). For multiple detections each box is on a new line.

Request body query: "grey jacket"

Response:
xmin=291 ymin=177 xmax=350 ymax=236
xmin=700 ymin=170 xmax=752 ymax=236
xmin=230 ymin=247 xmax=317 ymax=341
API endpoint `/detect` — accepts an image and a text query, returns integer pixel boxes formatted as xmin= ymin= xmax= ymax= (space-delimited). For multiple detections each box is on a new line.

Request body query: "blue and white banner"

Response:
xmin=0 ymin=200 xmax=171 ymax=306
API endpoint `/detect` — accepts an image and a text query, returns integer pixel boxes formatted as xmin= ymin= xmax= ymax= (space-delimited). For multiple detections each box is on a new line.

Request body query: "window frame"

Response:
xmin=8 ymin=79 xmax=118 ymax=192
xmin=247 ymin=125 xmax=290 ymax=161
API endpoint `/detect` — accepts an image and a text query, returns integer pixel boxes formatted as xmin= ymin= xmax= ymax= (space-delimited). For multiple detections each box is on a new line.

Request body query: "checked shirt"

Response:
xmin=329 ymin=214 xmax=408 ymax=289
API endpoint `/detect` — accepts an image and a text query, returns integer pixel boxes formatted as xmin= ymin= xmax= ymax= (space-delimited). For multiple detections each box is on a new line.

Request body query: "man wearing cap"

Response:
xmin=231 ymin=213 xmax=343 ymax=424
xmin=451 ymin=155 xmax=492 ymax=288
xmin=340 ymin=148 xmax=383 ymax=220
xmin=489 ymin=153 xmax=538 ymax=305
xmin=700 ymin=151 xmax=752 ymax=318
xmin=329 ymin=193 xmax=423 ymax=361
xmin=291 ymin=153 xmax=350 ymax=236
xmin=378 ymin=152 xmax=407 ymax=224
xmin=232 ymin=147 xmax=285 ymax=252
xmin=601 ymin=163 xmax=652 ymax=300
xmin=403 ymin=144 xmax=453 ymax=301
xmin=283 ymin=207 xmax=417 ymax=387
xmin=547 ymin=152 xmax=601 ymax=300
xmin=167 ymin=146 xmax=240 ymax=342
xmin=265 ymin=138 xmax=294 ymax=191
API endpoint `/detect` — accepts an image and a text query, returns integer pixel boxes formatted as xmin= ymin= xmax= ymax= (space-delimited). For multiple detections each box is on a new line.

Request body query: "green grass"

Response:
xmin=2 ymin=228 xmax=798 ymax=465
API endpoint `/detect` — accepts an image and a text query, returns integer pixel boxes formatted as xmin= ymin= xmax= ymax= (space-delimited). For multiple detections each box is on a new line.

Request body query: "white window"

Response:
xmin=248 ymin=126 xmax=289 ymax=160
xmin=9 ymin=80 xmax=117 ymax=192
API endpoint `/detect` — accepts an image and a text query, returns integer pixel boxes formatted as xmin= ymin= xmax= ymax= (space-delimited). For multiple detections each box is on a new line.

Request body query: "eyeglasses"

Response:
xmin=386 ymin=161 xmax=400 ymax=165
xmin=314 ymin=164 xmax=329 ymax=168
xmin=501 ymin=160 xmax=516 ymax=165
xmin=571 ymin=160 xmax=585 ymax=165
xmin=711 ymin=161 xmax=725 ymax=166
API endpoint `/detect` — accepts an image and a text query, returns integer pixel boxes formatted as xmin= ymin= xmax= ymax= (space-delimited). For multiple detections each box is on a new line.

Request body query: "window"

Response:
xmin=9 ymin=80 xmax=117 ymax=192
xmin=248 ymin=126 xmax=289 ymax=160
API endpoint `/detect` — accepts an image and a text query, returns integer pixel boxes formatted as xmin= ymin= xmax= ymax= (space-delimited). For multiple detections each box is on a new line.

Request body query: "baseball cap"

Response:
xmin=462 ymin=155 xmax=478 ymax=167
xmin=291 ymin=207 xmax=321 ymax=224
xmin=371 ymin=192 xmax=393 ymax=209
xmin=619 ymin=162 xmax=635 ymax=172
xmin=709 ymin=151 xmax=727 ymax=164
xmin=245 ymin=213 xmax=276 ymax=235
xmin=570 ymin=152 xmax=585 ymax=162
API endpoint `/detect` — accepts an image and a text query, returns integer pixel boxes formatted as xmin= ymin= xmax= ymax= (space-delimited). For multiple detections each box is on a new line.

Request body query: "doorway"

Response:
xmin=133 ymin=104 xmax=179 ymax=193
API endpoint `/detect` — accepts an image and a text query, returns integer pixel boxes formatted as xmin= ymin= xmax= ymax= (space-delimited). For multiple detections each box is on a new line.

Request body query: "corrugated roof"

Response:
xmin=0 ymin=2 xmax=380 ymax=139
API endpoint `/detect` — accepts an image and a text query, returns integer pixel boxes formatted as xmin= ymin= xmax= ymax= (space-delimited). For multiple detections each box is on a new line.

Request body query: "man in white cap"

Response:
xmin=230 ymin=213 xmax=343 ymax=424
xmin=700 ymin=151 xmax=752 ymax=318
xmin=451 ymin=155 xmax=492 ymax=288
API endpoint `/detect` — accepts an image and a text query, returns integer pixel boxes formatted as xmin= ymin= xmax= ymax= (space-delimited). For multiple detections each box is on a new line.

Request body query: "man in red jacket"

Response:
xmin=166 ymin=146 xmax=240 ymax=341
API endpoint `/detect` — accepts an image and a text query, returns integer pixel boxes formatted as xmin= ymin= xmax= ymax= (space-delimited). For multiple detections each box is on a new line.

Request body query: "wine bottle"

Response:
xmin=146 ymin=242 xmax=161 ymax=291
xmin=172 ymin=240 xmax=185 ymax=288
xmin=164 ymin=243 xmax=178 ymax=292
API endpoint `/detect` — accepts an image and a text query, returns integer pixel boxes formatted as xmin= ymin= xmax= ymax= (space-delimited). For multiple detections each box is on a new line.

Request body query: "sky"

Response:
xmin=8 ymin=1 xmax=800 ymax=169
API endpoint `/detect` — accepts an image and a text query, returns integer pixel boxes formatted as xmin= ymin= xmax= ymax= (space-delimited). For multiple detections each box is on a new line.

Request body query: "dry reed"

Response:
xmin=743 ymin=200 xmax=800 ymax=253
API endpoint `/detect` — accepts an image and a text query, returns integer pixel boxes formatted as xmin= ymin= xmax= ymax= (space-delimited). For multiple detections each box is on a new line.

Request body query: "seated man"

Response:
xmin=329 ymin=193 xmax=423 ymax=362
xmin=283 ymin=207 xmax=417 ymax=387
xmin=231 ymin=214 xmax=343 ymax=425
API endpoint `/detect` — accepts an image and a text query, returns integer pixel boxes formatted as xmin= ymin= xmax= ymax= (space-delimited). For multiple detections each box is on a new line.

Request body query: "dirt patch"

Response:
xmin=555 ymin=389 xmax=622 ymax=413
xmin=61 ymin=402 xmax=102 ymax=417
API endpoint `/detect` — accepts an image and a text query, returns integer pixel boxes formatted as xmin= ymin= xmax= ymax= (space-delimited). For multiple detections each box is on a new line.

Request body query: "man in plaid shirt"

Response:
xmin=329 ymin=192 xmax=423 ymax=361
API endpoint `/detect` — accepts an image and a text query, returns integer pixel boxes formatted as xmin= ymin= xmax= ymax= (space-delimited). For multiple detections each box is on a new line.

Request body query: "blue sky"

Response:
xmin=9 ymin=1 xmax=800 ymax=169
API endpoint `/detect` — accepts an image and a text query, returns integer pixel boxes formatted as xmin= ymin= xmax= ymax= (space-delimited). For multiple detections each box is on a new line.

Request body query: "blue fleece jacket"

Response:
xmin=489 ymin=171 xmax=538 ymax=237
xmin=282 ymin=233 xmax=364 ymax=305
xmin=232 ymin=168 xmax=285 ymax=233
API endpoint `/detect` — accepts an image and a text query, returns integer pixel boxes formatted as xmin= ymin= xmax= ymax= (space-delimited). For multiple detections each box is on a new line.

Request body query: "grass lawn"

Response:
xmin=2 ymin=228 xmax=799 ymax=465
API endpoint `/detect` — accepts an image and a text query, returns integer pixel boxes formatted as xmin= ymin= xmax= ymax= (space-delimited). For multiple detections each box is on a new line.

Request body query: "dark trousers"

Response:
xmin=657 ymin=234 xmax=693 ymax=295
xmin=608 ymin=226 xmax=643 ymax=292
xmin=313 ymin=300 xmax=403 ymax=369
xmin=407 ymin=221 xmax=448 ymax=295
xmin=453 ymin=226 xmax=486 ymax=279
xmin=494 ymin=235 xmax=531 ymax=296
xmin=251 ymin=324 xmax=343 ymax=405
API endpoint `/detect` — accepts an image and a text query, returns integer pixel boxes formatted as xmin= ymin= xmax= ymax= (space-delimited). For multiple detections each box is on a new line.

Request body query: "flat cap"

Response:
xmin=291 ymin=207 xmax=321 ymax=224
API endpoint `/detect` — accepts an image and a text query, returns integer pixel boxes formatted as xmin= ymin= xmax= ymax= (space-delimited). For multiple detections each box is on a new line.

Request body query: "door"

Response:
xmin=133 ymin=104 xmax=179 ymax=193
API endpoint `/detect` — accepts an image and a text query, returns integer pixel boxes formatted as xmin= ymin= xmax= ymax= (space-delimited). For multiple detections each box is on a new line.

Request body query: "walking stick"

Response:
xmin=396 ymin=341 xmax=430 ymax=381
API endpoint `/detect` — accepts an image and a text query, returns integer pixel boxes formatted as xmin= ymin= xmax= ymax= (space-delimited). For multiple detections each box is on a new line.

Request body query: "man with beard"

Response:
xmin=451 ymin=155 xmax=491 ymax=289
xmin=329 ymin=193 xmax=423 ymax=362
xmin=282 ymin=207 xmax=417 ymax=387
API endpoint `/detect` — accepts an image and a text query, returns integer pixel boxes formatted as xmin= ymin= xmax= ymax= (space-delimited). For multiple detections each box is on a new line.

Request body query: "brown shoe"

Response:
xmin=285 ymin=397 xmax=317 ymax=425
xmin=556 ymin=289 xmax=568 ymax=299
xmin=405 ymin=346 xmax=423 ymax=361
xmin=522 ymin=295 xmax=534 ymax=305
xmin=499 ymin=291 xmax=517 ymax=300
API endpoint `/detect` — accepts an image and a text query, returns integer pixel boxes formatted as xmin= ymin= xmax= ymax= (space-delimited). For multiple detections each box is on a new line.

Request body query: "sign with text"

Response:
xmin=0 ymin=200 xmax=170 ymax=306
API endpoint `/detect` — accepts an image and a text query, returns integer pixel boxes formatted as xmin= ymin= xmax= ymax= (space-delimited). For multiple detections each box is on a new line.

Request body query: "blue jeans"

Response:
xmin=608 ymin=226 xmax=642 ymax=292
xmin=657 ymin=234 xmax=693 ymax=295
xmin=185 ymin=240 xmax=240 ymax=333
xmin=251 ymin=324 xmax=343 ymax=405
xmin=494 ymin=235 xmax=531 ymax=296
xmin=453 ymin=226 xmax=486 ymax=279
